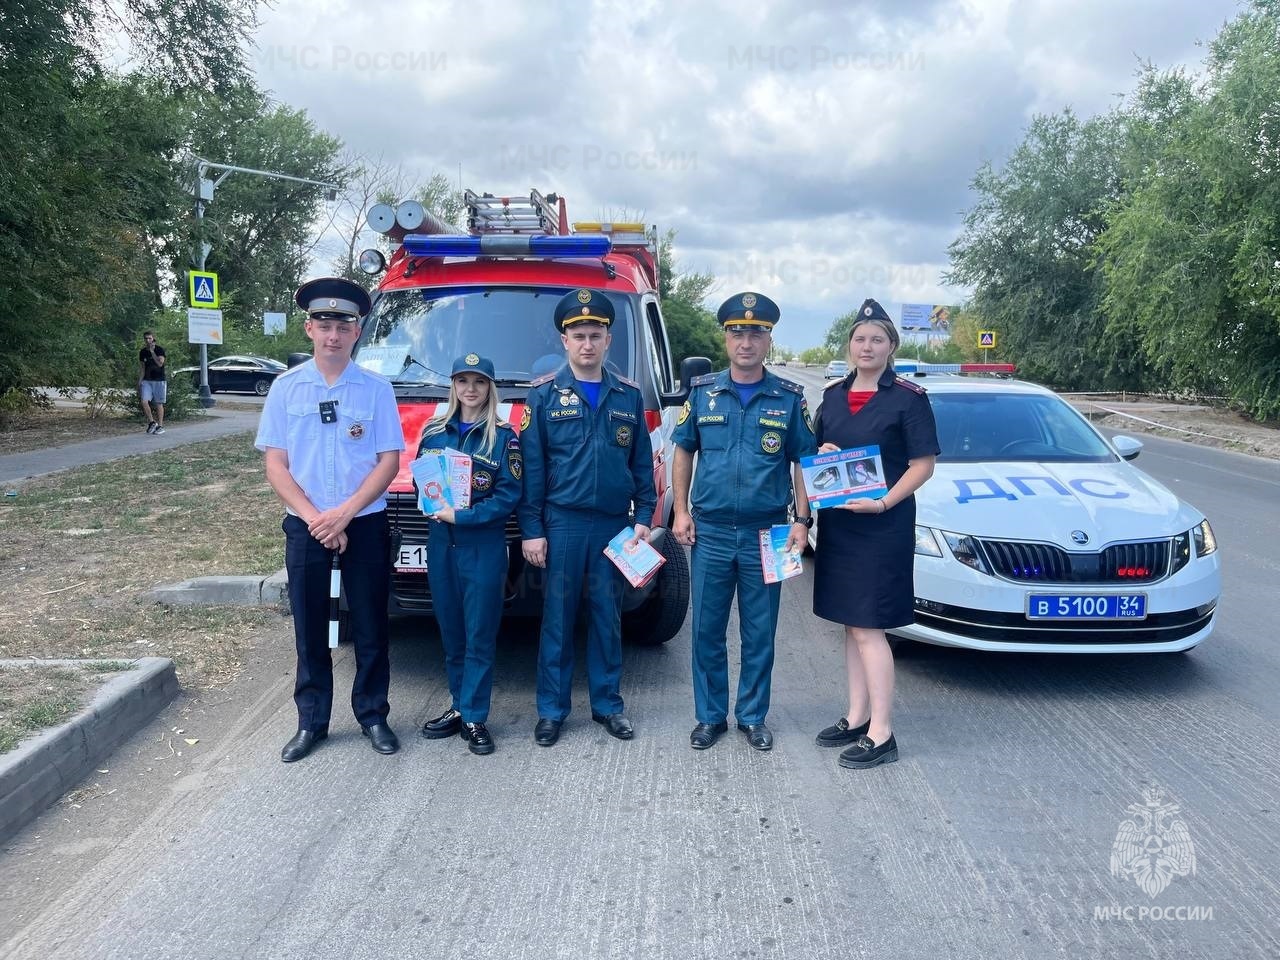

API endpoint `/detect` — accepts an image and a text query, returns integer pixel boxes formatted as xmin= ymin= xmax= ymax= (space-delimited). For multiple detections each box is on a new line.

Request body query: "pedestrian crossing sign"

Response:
xmin=188 ymin=270 xmax=220 ymax=308
xmin=978 ymin=330 xmax=997 ymax=348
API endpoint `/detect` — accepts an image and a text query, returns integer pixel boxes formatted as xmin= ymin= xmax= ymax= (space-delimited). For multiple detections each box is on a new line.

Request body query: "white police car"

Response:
xmin=893 ymin=373 xmax=1220 ymax=653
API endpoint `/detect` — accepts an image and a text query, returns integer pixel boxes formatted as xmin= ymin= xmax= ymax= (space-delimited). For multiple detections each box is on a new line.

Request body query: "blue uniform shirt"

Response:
xmin=517 ymin=363 xmax=657 ymax=539
xmin=255 ymin=360 xmax=405 ymax=515
xmin=416 ymin=416 xmax=523 ymax=530
xmin=673 ymin=368 xmax=818 ymax=526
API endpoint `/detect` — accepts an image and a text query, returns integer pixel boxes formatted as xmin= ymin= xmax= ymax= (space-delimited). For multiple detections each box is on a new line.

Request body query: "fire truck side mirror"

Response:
xmin=662 ymin=356 xmax=713 ymax=406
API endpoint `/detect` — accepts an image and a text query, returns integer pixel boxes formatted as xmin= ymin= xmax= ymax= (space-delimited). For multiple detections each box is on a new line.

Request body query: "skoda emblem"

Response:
xmin=1070 ymin=530 xmax=1089 ymax=545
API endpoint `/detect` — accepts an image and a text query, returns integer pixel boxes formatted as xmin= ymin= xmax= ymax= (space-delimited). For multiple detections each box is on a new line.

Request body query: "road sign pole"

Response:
xmin=193 ymin=179 xmax=215 ymax=409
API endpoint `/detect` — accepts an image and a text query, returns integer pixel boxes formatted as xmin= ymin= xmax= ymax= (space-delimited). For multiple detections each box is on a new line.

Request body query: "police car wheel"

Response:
xmin=621 ymin=531 xmax=689 ymax=646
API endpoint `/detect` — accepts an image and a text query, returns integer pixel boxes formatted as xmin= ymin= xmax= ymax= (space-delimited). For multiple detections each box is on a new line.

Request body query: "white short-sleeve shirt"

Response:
xmin=255 ymin=359 xmax=406 ymax=516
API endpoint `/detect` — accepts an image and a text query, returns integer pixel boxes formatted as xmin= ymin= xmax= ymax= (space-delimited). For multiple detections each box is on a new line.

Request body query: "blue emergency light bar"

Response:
xmin=402 ymin=234 xmax=612 ymax=258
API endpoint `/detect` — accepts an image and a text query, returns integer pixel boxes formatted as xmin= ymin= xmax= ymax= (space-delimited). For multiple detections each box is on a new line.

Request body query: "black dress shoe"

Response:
xmin=838 ymin=733 xmax=899 ymax=769
xmin=281 ymin=728 xmax=327 ymax=763
xmin=738 ymin=722 xmax=774 ymax=751
xmin=361 ymin=722 xmax=400 ymax=755
xmin=421 ymin=707 xmax=462 ymax=739
xmin=534 ymin=718 xmax=562 ymax=747
xmin=591 ymin=712 xmax=634 ymax=740
xmin=461 ymin=721 xmax=495 ymax=756
xmin=815 ymin=716 xmax=871 ymax=747
xmin=689 ymin=721 xmax=728 ymax=750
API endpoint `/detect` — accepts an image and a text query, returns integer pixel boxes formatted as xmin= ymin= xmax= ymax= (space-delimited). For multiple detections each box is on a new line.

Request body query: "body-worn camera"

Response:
xmin=319 ymin=400 xmax=338 ymax=423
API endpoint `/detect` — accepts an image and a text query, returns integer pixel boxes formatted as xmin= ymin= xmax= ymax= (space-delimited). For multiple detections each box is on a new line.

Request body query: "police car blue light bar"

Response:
xmin=896 ymin=362 xmax=1016 ymax=374
xmin=403 ymin=234 xmax=613 ymax=258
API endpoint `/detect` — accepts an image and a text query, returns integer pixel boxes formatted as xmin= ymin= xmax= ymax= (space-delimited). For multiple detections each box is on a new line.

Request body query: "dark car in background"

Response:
xmin=176 ymin=355 xmax=286 ymax=395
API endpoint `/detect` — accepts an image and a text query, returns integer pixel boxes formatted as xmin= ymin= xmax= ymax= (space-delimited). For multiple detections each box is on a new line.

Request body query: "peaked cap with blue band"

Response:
xmin=295 ymin=276 xmax=372 ymax=321
xmin=717 ymin=291 xmax=780 ymax=330
xmin=554 ymin=288 xmax=615 ymax=332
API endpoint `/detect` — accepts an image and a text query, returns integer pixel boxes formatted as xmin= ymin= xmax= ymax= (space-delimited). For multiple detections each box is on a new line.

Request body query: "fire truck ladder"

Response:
xmin=466 ymin=189 xmax=561 ymax=235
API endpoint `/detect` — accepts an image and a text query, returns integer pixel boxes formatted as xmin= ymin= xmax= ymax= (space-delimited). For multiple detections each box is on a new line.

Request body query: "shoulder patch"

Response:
xmin=894 ymin=376 xmax=927 ymax=394
xmin=530 ymin=371 xmax=556 ymax=386
xmin=690 ymin=373 xmax=717 ymax=386
xmin=775 ymin=377 xmax=804 ymax=395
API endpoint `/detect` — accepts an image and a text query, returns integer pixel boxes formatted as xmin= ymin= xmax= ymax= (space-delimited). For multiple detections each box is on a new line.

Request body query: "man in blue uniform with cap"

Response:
xmin=672 ymin=292 xmax=818 ymax=751
xmin=255 ymin=277 xmax=406 ymax=762
xmin=518 ymin=288 xmax=656 ymax=746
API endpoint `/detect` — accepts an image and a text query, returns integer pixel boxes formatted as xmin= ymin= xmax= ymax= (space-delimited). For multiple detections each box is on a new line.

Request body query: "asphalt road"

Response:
xmin=2 ymin=371 xmax=1277 ymax=959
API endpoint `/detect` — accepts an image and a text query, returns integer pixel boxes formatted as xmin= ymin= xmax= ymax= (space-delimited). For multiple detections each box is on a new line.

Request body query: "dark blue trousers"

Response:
xmin=689 ymin=520 xmax=782 ymax=726
xmin=284 ymin=511 xmax=391 ymax=731
xmin=536 ymin=508 xmax=627 ymax=721
xmin=428 ymin=524 xmax=506 ymax=722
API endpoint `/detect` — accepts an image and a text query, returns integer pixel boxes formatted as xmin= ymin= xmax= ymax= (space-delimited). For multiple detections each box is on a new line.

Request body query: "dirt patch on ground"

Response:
xmin=0 ymin=430 xmax=287 ymax=692
xmin=1071 ymin=397 xmax=1280 ymax=460
xmin=0 ymin=408 xmax=146 ymax=456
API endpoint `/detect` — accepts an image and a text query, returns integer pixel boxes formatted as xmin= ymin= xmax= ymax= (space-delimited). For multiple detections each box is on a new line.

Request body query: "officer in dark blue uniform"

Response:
xmin=518 ymin=288 xmax=657 ymax=746
xmin=255 ymin=277 xmax=406 ymax=763
xmin=671 ymin=292 xmax=818 ymax=751
xmin=416 ymin=354 xmax=522 ymax=755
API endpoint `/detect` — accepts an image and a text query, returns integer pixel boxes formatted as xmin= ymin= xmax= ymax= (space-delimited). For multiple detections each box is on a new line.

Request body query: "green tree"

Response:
xmin=1099 ymin=1 xmax=1280 ymax=417
xmin=657 ymin=228 xmax=725 ymax=368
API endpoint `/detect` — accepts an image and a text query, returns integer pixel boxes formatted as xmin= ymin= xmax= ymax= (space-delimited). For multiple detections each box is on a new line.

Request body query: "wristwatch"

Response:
xmin=794 ymin=514 xmax=814 ymax=529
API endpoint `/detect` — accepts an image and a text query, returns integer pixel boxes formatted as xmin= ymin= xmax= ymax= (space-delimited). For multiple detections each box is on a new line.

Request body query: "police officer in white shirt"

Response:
xmin=255 ymin=277 xmax=406 ymax=763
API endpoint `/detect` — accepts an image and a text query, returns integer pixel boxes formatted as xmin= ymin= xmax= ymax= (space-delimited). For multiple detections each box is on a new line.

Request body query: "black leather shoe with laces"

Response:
xmin=689 ymin=721 xmax=728 ymax=750
xmin=462 ymin=721 xmax=494 ymax=755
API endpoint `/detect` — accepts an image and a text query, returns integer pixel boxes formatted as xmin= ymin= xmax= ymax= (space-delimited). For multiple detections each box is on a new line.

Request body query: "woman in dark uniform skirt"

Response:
xmin=809 ymin=299 xmax=939 ymax=769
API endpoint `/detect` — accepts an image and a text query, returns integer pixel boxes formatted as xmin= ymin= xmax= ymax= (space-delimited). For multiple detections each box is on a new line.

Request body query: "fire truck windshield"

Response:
xmin=355 ymin=286 xmax=633 ymax=385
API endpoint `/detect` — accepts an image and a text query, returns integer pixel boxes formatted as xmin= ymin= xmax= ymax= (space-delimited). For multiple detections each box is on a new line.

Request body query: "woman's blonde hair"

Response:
xmin=422 ymin=374 xmax=500 ymax=459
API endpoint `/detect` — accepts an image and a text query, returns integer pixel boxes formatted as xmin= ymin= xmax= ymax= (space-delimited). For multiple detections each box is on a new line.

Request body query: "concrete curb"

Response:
xmin=0 ymin=657 xmax=179 ymax=844
xmin=147 ymin=569 xmax=290 ymax=612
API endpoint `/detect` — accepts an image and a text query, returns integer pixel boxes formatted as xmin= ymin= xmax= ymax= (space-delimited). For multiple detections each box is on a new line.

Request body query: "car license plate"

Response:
xmin=395 ymin=543 xmax=428 ymax=573
xmin=1026 ymin=594 xmax=1147 ymax=620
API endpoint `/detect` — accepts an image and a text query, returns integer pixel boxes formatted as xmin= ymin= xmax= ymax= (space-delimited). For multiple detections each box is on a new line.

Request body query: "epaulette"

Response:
xmin=530 ymin=371 xmax=556 ymax=387
xmin=822 ymin=378 xmax=845 ymax=391
xmin=690 ymin=373 xmax=717 ymax=387
xmin=775 ymin=377 xmax=805 ymax=395
xmin=616 ymin=373 xmax=639 ymax=388
xmin=894 ymin=376 xmax=926 ymax=395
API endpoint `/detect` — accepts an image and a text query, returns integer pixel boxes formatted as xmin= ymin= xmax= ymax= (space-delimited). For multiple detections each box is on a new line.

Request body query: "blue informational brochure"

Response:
xmin=603 ymin=526 xmax=666 ymax=588
xmin=800 ymin=445 xmax=888 ymax=509
xmin=759 ymin=525 xmax=803 ymax=584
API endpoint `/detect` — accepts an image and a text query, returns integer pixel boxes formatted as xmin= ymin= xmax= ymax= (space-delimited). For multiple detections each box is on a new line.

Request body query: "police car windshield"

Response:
xmin=355 ymin=287 xmax=632 ymax=385
xmin=931 ymin=392 xmax=1117 ymax=463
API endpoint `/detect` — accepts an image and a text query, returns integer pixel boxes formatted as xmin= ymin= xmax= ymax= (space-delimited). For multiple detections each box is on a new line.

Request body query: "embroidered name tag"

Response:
xmin=697 ymin=414 xmax=727 ymax=425
xmin=758 ymin=417 xmax=787 ymax=429
xmin=549 ymin=407 xmax=583 ymax=420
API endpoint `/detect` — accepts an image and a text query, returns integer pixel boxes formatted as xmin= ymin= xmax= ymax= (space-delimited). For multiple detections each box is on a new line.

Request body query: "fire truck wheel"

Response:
xmin=621 ymin=530 xmax=689 ymax=646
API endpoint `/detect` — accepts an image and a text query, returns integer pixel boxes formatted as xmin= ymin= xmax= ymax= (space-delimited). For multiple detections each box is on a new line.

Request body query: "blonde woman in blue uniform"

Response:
xmin=416 ymin=354 xmax=523 ymax=755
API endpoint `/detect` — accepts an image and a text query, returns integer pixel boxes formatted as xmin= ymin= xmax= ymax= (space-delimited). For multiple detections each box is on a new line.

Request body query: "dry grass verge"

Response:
xmin=0 ymin=662 xmax=130 ymax=754
xmin=0 ymin=432 xmax=287 ymax=695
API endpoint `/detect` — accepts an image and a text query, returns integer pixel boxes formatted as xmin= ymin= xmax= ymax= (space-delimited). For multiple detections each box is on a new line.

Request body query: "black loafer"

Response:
xmin=738 ymin=722 xmax=774 ymax=751
xmin=690 ymin=721 xmax=728 ymax=750
xmin=421 ymin=707 xmax=461 ymax=739
xmin=461 ymin=721 xmax=495 ymax=755
xmin=281 ymin=728 xmax=327 ymax=763
xmin=361 ymin=722 xmax=400 ymax=755
xmin=534 ymin=718 xmax=562 ymax=747
xmin=591 ymin=712 xmax=634 ymax=740
xmin=838 ymin=733 xmax=899 ymax=769
xmin=815 ymin=716 xmax=870 ymax=747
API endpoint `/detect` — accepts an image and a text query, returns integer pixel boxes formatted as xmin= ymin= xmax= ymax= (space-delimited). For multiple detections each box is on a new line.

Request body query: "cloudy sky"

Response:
xmin=247 ymin=0 xmax=1241 ymax=350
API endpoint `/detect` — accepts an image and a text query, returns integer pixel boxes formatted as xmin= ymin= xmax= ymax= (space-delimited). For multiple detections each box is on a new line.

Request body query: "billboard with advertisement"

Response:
xmin=900 ymin=303 xmax=953 ymax=333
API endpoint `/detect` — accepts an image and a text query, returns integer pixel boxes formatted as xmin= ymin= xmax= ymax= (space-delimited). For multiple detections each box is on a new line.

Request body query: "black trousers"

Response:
xmin=284 ymin=511 xmax=391 ymax=731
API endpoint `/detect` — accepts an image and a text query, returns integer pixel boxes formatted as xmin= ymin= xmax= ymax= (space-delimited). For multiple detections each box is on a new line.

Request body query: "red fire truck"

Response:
xmin=352 ymin=189 xmax=707 ymax=645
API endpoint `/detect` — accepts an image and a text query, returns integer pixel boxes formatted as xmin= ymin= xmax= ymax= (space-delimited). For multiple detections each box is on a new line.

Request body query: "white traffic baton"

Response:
xmin=328 ymin=551 xmax=341 ymax=649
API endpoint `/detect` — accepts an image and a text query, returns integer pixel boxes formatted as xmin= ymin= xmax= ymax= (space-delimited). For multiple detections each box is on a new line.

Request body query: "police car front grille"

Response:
xmin=976 ymin=538 xmax=1172 ymax=584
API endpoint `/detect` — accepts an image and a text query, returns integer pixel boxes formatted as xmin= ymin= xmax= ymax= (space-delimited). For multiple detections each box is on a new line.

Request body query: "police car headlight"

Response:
xmin=1192 ymin=519 xmax=1218 ymax=557
xmin=914 ymin=525 xmax=943 ymax=558
xmin=942 ymin=531 xmax=991 ymax=574
xmin=358 ymin=248 xmax=386 ymax=275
